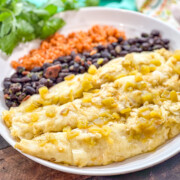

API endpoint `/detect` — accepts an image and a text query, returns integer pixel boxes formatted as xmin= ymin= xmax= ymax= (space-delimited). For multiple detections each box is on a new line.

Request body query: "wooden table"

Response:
xmin=1 ymin=135 xmax=180 ymax=180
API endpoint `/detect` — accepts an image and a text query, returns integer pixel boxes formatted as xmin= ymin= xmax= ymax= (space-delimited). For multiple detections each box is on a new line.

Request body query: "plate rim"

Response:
xmin=0 ymin=7 xmax=180 ymax=176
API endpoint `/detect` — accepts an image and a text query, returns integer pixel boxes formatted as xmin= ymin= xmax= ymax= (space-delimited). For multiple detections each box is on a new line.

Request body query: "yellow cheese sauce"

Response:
xmin=2 ymin=49 xmax=180 ymax=167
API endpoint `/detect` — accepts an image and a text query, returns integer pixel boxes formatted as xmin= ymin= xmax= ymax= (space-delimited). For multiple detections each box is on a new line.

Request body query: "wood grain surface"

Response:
xmin=0 ymin=135 xmax=180 ymax=180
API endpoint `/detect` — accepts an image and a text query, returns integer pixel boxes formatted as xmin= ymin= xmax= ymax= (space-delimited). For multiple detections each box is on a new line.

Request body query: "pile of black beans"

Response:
xmin=3 ymin=30 xmax=170 ymax=108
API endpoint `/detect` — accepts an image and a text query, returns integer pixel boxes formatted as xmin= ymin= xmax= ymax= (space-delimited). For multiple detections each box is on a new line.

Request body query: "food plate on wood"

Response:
xmin=0 ymin=7 xmax=180 ymax=176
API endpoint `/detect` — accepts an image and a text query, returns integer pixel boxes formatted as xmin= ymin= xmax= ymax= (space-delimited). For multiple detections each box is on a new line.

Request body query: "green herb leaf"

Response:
xmin=63 ymin=0 xmax=79 ymax=10
xmin=0 ymin=0 xmax=7 ymax=7
xmin=44 ymin=4 xmax=58 ymax=16
xmin=0 ymin=12 xmax=11 ymax=22
xmin=0 ymin=0 xmax=95 ymax=54
xmin=31 ymin=9 xmax=50 ymax=19
xmin=16 ymin=19 xmax=35 ymax=41
xmin=85 ymin=0 xmax=99 ymax=6
xmin=40 ymin=18 xmax=65 ymax=39
xmin=43 ymin=0 xmax=63 ymax=8
xmin=0 ymin=17 xmax=12 ymax=37
xmin=13 ymin=2 xmax=23 ymax=15
xmin=0 ymin=30 xmax=17 ymax=54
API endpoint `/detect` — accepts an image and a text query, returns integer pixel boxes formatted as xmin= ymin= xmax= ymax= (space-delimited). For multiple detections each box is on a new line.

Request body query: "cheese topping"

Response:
xmin=2 ymin=49 xmax=180 ymax=167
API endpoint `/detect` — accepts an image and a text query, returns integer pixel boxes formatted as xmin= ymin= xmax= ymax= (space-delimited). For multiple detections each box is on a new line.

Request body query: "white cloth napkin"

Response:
xmin=136 ymin=0 xmax=180 ymax=30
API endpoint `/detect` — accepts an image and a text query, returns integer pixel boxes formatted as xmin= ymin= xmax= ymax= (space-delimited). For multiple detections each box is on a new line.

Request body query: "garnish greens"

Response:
xmin=0 ymin=0 xmax=98 ymax=54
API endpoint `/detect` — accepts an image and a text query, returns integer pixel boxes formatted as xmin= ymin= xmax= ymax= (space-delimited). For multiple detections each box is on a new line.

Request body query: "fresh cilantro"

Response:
xmin=0 ymin=0 xmax=79 ymax=54
xmin=40 ymin=18 xmax=65 ymax=39
xmin=85 ymin=0 xmax=99 ymax=6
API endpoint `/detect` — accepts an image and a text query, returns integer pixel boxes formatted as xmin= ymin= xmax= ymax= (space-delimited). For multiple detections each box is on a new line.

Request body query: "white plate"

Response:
xmin=0 ymin=7 xmax=180 ymax=176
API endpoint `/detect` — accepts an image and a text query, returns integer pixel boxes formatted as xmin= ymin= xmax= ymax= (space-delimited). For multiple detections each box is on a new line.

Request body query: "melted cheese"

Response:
xmin=2 ymin=49 xmax=180 ymax=167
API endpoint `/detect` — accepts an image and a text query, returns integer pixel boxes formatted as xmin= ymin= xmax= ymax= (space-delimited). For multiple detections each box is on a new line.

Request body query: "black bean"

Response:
xmin=135 ymin=43 xmax=141 ymax=47
xmin=20 ymin=76 xmax=31 ymax=83
xmin=151 ymin=30 xmax=160 ymax=37
xmin=61 ymin=69 xmax=69 ymax=73
xmin=4 ymin=77 xmax=11 ymax=82
xmin=53 ymin=61 xmax=61 ymax=65
xmin=137 ymin=47 xmax=143 ymax=52
xmin=74 ymin=63 xmax=79 ymax=72
xmin=84 ymin=62 xmax=89 ymax=70
xmin=110 ymin=50 xmax=117 ymax=56
xmin=65 ymin=56 xmax=72 ymax=62
xmin=56 ymin=77 xmax=63 ymax=83
xmin=137 ymin=38 xmax=147 ymax=43
xmin=153 ymin=45 xmax=163 ymax=50
xmin=112 ymin=42 xmax=117 ymax=47
xmin=10 ymin=83 xmax=22 ymax=93
xmin=53 ymin=59 xmax=60 ymax=63
xmin=107 ymin=44 xmax=114 ymax=51
xmin=3 ymin=81 xmax=11 ymax=88
xmin=69 ymin=61 xmax=74 ymax=66
xmin=57 ymin=56 xmax=65 ymax=62
xmin=31 ymin=74 xmax=39 ymax=81
xmin=122 ymin=41 xmax=129 ymax=46
xmin=148 ymin=47 xmax=153 ymax=51
xmin=142 ymin=43 xmax=150 ymax=51
xmin=11 ymin=78 xmax=21 ymax=83
xmin=127 ymin=39 xmax=136 ymax=45
xmin=119 ymin=51 xmax=128 ymax=56
xmin=141 ymin=32 xmax=149 ymax=38
xmin=10 ymin=94 xmax=18 ymax=100
xmin=61 ymin=63 xmax=68 ymax=69
xmin=39 ymin=78 xmax=48 ymax=85
xmin=24 ymin=86 xmax=36 ymax=95
xmin=92 ymin=53 xmax=101 ymax=59
xmin=96 ymin=45 xmax=104 ymax=51
xmin=79 ymin=66 xmax=85 ymax=73
xmin=23 ymin=83 xmax=31 ymax=88
xmin=164 ymin=44 xmax=169 ymax=50
xmin=101 ymin=51 xmax=111 ymax=59
xmin=3 ymin=89 xmax=9 ymax=96
xmin=59 ymin=72 xmax=69 ymax=79
xmin=118 ymin=37 xmax=123 ymax=43
xmin=133 ymin=38 xmax=138 ymax=43
xmin=35 ymin=81 xmax=40 ymax=87
xmin=70 ymin=51 xmax=76 ymax=58
xmin=82 ymin=52 xmax=89 ymax=57
xmin=49 ymin=77 xmax=56 ymax=82
xmin=5 ymin=100 xmax=13 ymax=108
xmin=62 ymin=58 xmax=67 ymax=63
xmin=129 ymin=46 xmax=139 ymax=53
xmin=86 ymin=57 xmax=93 ymax=62
xmin=12 ymin=101 xmax=19 ymax=107
xmin=11 ymin=73 xmax=18 ymax=79
xmin=31 ymin=67 xmax=42 ymax=72
xmin=94 ymin=63 xmax=100 ymax=68
xmin=154 ymin=38 xmax=162 ymax=44
xmin=102 ymin=58 xmax=109 ymax=64
xmin=162 ymin=39 xmax=170 ymax=44
xmin=122 ymin=45 xmax=130 ymax=51
xmin=46 ymin=79 xmax=53 ymax=87
xmin=17 ymin=66 xmax=25 ymax=74
xmin=37 ymin=84 xmax=44 ymax=90
xmin=43 ymin=63 xmax=52 ymax=70
xmin=18 ymin=93 xmax=26 ymax=101
xmin=92 ymin=58 xmax=98 ymax=64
